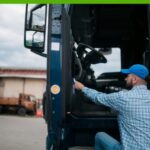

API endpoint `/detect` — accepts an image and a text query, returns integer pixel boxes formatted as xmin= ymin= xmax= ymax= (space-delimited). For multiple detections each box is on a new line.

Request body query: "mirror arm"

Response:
xmin=31 ymin=49 xmax=47 ymax=57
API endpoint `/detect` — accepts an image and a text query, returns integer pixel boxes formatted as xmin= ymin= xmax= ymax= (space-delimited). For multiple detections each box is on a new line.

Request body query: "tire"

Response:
xmin=29 ymin=110 xmax=35 ymax=116
xmin=0 ymin=106 xmax=3 ymax=113
xmin=50 ymin=145 xmax=54 ymax=150
xmin=17 ymin=107 xmax=26 ymax=116
xmin=50 ymin=144 xmax=57 ymax=150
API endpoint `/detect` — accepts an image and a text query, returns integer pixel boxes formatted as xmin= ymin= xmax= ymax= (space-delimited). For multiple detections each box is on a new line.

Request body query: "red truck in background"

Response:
xmin=0 ymin=93 xmax=37 ymax=116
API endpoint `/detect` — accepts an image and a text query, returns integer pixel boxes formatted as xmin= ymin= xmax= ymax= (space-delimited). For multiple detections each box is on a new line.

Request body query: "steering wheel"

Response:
xmin=72 ymin=50 xmax=83 ymax=80
xmin=73 ymin=43 xmax=107 ymax=81
xmin=76 ymin=43 xmax=107 ymax=67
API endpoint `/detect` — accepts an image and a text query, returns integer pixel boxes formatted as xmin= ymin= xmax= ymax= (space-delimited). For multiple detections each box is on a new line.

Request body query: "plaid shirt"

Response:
xmin=82 ymin=85 xmax=150 ymax=150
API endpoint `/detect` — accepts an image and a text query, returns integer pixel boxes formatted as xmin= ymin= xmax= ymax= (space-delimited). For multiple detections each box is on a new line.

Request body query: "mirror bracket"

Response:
xmin=31 ymin=49 xmax=47 ymax=57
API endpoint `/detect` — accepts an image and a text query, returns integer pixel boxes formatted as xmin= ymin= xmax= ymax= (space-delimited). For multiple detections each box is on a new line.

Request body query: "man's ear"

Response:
xmin=132 ymin=75 xmax=137 ymax=84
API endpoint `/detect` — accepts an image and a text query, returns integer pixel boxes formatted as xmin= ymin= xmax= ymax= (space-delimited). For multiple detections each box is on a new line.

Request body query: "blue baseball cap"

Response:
xmin=121 ymin=64 xmax=149 ymax=79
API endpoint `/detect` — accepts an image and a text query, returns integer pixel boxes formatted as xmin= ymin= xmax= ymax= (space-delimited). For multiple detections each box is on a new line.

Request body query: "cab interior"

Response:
xmin=67 ymin=5 xmax=149 ymax=117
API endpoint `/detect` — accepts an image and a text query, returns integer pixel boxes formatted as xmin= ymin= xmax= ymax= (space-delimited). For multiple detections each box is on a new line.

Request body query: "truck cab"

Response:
xmin=18 ymin=93 xmax=37 ymax=115
xmin=24 ymin=4 xmax=150 ymax=149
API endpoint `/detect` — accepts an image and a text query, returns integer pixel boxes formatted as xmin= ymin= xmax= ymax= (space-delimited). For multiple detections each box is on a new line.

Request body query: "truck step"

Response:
xmin=69 ymin=146 xmax=94 ymax=150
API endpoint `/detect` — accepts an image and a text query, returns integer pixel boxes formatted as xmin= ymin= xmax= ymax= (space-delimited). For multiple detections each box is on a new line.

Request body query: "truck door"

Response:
xmin=24 ymin=4 xmax=73 ymax=150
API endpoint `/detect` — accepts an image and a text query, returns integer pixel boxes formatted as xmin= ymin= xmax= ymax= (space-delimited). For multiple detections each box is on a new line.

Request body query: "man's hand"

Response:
xmin=74 ymin=81 xmax=85 ymax=90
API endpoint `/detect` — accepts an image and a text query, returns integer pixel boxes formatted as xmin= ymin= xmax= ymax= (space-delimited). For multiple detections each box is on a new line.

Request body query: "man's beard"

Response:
xmin=126 ymin=82 xmax=133 ymax=90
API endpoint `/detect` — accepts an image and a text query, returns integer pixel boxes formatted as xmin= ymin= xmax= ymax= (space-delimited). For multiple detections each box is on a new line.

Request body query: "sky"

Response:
xmin=0 ymin=4 xmax=46 ymax=69
xmin=0 ymin=4 xmax=121 ymax=75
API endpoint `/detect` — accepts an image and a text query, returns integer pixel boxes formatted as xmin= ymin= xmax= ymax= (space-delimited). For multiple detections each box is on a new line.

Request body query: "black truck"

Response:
xmin=24 ymin=4 xmax=150 ymax=149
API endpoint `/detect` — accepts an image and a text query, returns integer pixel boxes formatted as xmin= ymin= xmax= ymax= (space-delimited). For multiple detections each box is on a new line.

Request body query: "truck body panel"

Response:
xmin=0 ymin=97 xmax=18 ymax=105
xmin=0 ymin=93 xmax=37 ymax=115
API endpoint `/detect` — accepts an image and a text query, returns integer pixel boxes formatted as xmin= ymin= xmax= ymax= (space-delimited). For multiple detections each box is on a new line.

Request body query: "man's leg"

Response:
xmin=94 ymin=132 xmax=121 ymax=150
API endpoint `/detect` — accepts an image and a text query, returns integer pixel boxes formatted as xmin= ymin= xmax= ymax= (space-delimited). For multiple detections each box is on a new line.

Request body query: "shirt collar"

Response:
xmin=132 ymin=85 xmax=147 ymax=90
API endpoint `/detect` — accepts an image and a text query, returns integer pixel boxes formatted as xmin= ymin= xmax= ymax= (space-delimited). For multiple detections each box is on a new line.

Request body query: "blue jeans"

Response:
xmin=94 ymin=132 xmax=122 ymax=150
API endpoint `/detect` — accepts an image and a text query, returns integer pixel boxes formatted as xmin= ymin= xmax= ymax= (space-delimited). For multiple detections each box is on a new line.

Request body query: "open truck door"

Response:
xmin=24 ymin=4 xmax=73 ymax=149
xmin=24 ymin=4 xmax=150 ymax=150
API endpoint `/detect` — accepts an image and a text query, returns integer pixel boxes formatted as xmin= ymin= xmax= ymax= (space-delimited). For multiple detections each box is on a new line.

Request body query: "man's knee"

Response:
xmin=95 ymin=132 xmax=121 ymax=150
xmin=95 ymin=132 xmax=106 ymax=143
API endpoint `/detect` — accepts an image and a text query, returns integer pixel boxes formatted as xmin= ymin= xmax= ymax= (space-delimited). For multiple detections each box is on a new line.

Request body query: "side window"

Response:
xmin=91 ymin=48 xmax=121 ymax=78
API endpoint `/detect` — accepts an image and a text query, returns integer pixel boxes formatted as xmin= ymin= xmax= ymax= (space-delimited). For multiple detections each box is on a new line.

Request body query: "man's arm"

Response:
xmin=74 ymin=80 xmax=85 ymax=90
xmin=74 ymin=81 xmax=123 ymax=111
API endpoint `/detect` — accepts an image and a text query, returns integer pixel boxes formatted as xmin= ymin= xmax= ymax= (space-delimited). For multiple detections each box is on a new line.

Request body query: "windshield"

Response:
xmin=30 ymin=95 xmax=36 ymax=102
xmin=91 ymin=48 xmax=121 ymax=78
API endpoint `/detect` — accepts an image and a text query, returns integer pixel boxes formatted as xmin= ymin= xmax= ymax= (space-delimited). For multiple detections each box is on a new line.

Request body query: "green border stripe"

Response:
xmin=1 ymin=0 xmax=150 ymax=4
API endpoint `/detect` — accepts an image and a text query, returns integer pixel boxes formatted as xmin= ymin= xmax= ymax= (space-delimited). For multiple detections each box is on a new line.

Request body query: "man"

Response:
xmin=74 ymin=64 xmax=150 ymax=150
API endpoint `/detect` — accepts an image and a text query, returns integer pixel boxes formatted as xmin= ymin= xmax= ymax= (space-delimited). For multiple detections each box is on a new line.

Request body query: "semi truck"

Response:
xmin=0 ymin=93 xmax=37 ymax=116
xmin=24 ymin=4 xmax=150 ymax=149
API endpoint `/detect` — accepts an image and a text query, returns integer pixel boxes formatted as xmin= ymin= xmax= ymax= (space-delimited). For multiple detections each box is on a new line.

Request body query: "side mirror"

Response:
xmin=24 ymin=4 xmax=47 ymax=56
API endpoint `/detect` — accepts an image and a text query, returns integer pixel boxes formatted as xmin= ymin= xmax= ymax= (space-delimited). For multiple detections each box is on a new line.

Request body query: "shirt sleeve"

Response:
xmin=82 ymin=87 xmax=123 ymax=111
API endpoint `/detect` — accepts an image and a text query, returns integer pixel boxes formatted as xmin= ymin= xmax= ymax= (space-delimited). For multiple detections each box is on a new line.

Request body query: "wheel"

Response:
xmin=50 ymin=145 xmax=54 ymax=150
xmin=0 ymin=106 xmax=3 ymax=113
xmin=50 ymin=144 xmax=58 ymax=150
xmin=17 ymin=108 xmax=26 ymax=116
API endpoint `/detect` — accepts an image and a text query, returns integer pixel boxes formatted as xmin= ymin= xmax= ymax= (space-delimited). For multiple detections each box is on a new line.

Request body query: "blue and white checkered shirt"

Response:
xmin=82 ymin=85 xmax=150 ymax=150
